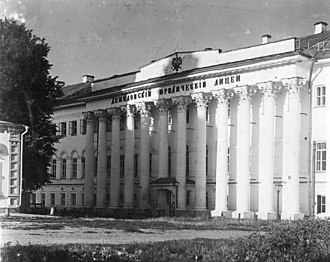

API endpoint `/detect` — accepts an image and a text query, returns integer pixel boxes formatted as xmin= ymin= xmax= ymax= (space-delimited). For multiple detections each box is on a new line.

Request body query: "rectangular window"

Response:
xmin=60 ymin=122 xmax=67 ymax=137
xmin=316 ymin=142 xmax=326 ymax=171
xmin=81 ymin=157 xmax=85 ymax=178
xmin=61 ymin=159 xmax=67 ymax=178
xmin=69 ymin=120 xmax=77 ymax=136
xmin=149 ymin=153 xmax=152 ymax=177
xmin=51 ymin=193 xmax=55 ymax=206
xmin=41 ymin=193 xmax=45 ymax=206
xmin=317 ymin=195 xmax=326 ymax=213
xmin=134 ymin=154 xmax=138 ymax=178
xmin=120 ymin=116 xmax=126 ymax=130
xmin=71 ymin=193 xmax=76 ymax=206
xmin=316 ymin=86 xmax=326 ymax=106
xmin=120 ymin=155 xmax=125 ymax=178
xmin=186 ymin=107 xmax=190 ymax=123
xmin=94 ymin=156 xmax=98 ymax=177
xmin=31 ymin=193 xmax=36 ymax=204
xmin=72 ymin=158 xmax=78 ymax=179
xmin=81 ymin=193 xmax=84 ymax=206
xmin=206 ymin=107 xmax=209 ymax=122
xmin=61 ymin=193 xmax=65 ymax=206
xmin=168 ymin=111 xmax=173 ymax=125
xmin=93 ymin=120 xmax=98 ymax=133
xmin=52 ymin=159 xmax=56 ymax=178
xmin=134 ymin=117 xmax=138 ymax=129
xmin=107 ymin=156 xmax=111 ymax=178
xmin=80 ymin=119 xmax=86 ymax=134
xmin=106 ymin=118 xmax=112 ymax=132
xmin=186 ymin=190 xmax=191 ymax=206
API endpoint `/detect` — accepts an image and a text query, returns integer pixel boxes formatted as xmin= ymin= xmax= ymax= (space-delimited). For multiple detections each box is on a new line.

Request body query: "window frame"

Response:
xmin=316 ymin=142 xmax=326 ymax=172
xmin=315 ymin=85 xmax=326 ymax=107
xmin=69 ymin=120 xmax=77 ymax=136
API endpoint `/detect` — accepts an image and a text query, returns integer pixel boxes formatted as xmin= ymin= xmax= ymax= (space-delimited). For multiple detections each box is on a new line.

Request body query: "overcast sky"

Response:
xmin=1 ymin=0 xmax=330 ymax=85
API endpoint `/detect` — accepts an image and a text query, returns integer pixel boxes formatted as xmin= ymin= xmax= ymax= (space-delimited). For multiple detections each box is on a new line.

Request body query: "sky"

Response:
xmin=1 ymin=0 xmax=330 ymax=85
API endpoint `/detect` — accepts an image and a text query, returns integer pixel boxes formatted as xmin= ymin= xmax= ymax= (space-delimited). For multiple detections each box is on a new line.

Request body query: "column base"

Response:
xmin=257 ymin=211 xmax=277 ymax=220
xmin=281 ymin=211 xmax=304 ymax=220
xmin=232 ymin=210 xmax=255 ymax=220
xmin=211 ymin=210 xmax=232 ymax=219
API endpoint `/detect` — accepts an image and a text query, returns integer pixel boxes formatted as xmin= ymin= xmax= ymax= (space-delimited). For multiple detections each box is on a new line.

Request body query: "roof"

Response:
xmin=61 ymin=82 xmax=91 ymax=97
xmin=298 ymin=30 xmax=330 ymax=59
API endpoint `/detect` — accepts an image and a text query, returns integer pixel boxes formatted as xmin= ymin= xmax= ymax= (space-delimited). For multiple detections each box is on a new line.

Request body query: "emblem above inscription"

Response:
xmin=171 ymin=53 xmax=182 ymax=72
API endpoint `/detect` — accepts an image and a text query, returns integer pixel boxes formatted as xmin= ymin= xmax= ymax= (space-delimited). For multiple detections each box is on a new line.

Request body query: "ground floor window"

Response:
xmin=71 ymin=193 xmax=76 ymax=206
xmin=317 ymin=195 xmax=326 ymax=214
xmin=51 ymin=193 xmax=55 ymax=206
xmin=61 ymin=193 xmax=65 ymax=206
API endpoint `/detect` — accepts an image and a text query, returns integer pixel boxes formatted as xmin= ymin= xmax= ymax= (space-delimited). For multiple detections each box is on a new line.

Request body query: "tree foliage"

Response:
xmin=0 ymin=18 xmax=63 ymax=190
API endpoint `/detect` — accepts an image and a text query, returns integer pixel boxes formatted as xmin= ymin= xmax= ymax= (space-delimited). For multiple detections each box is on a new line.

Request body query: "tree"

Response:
xmin=0 ymin=18 xmax=63 ymax=191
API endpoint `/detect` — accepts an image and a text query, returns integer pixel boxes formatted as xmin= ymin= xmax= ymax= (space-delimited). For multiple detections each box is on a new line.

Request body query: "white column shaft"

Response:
xmin=124 ymin=108 xmax=135 ymax=207
xmin=84 ymin=114 xmax=95 ymax=206
xmin=110 ymin=112 xmax=121 ymax=207
xmin=96 ymin=115 xmax=107 ymax=207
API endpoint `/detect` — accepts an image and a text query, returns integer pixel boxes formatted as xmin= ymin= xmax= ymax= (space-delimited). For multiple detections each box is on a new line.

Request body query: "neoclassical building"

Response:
xmin=34 ymin=22 xmax=330 ymax=220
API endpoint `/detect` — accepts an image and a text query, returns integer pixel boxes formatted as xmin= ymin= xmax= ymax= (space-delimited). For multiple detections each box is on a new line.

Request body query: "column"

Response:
xmin=108 ymin=107 xmax=122 ymax=208
xmin=192 ymin=93 xmax=209 ymax=210
xmin=155 ymin=99 xmax=171 ymax=178
xmin=281 ymin=77 xmax=305 ymax=220
xmin=95 ymin=109 xmax=108 ymax=207
xmin=173 ymin=96 xmax=191 ymax=210
xmin=257 ymin=82 xmax=277 ymax=220
xmin=82 ymin=111 xmax=95 ymax=206
xmin=232 ymin=86 xmax=255 ymax=219
xmin=211 ymin=89 xmax=232 ymax=217
xmin=124 ymin=105 xmax=135 ymax=208
xmin=138 ymin=102 xmax=152 ymax=209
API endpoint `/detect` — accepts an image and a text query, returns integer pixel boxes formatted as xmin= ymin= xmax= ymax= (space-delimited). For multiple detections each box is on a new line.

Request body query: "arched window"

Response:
xmin=51 ymin=158 xmax=57 ymax=178
xmin=206 ymin=144 xmax=209 ymax=176
xmin=186 ymin=145 xmax=189 ymax=176
xmin=168 ymin=146 xmax=172 ymax=177
xmin=60 ymin=152 xmax=67 ymax=179
xmin=72 ymin=151 xmax=78 ymax=179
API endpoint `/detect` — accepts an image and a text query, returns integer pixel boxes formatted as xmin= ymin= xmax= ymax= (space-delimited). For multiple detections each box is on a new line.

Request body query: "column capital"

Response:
xmin=82 ymin=111 xmax=95 ymax=121
xmin=136 ymin=102 xmax=153 ymax=118
xmin=155 ymin=99 xmax=172 ymax=115
xmin=172 ymin=96 xmax=192 ymax=112
xmin=234 ymin=85 xmax=256 ymax=104
xmin=191 ymin=93 xmax=211 ymax=109
xmin=122 ymin=104 xmax=135 ymax=117
xmin=94 ymin=109 xmax=108 ymax=121
xmin=281 ymin=77 xmax=307 ymax=94
xmin=212 ymin=89 xmax=234 ymax=104
xmin=257 ymin=81 xmax=280 ymax=97
xmin=107 ymin=107 xmax=122 ymax=120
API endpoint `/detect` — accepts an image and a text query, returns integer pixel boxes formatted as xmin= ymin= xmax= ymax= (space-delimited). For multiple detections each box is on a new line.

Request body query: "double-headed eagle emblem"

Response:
xmin=171 ymin=53 xmax=182 ymax=72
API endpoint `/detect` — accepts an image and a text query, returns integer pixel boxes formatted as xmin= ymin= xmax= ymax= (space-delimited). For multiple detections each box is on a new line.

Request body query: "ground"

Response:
xmin=0 ymin=213 xmax=259 ymax=246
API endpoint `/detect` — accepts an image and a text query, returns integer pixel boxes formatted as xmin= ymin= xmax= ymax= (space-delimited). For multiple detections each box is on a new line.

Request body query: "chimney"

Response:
xmin=82 ymin=75 xmax=94 ymax=83
xmin=314 ymin=21 xmax=328 ymax=34
xmin=262 ymin=34 xmax=271 ymax=44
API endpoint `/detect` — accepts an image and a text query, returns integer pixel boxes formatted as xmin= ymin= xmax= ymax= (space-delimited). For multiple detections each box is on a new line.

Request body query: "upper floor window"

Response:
xmin=72 ymin=158 xmax=78 ymax=179
xmin=316 ymin=85 xmax=326 ymax=106
xmin=80 ymin=119 xmax=86 ymax=134
xmin=51 ymin=159 xmax=56 ymax=178
xmin=106 ymin=118 xmax=112 ymax=132
xmin=134 ymin=154 xmax=138 ymax=178
xmin=69 ymin=120 xmax=77 ymax=136
xmin=120 ymin=116 xmax=126 ymax=130
xmin=316 ymin=142 xmax=326 ymax=171
xmin=120 ymin=155 xmax=125 ymax=177
xmin=61 ymin=158 xmax=67 ymax=178
xmin=59 ymin=122 xmax=67 ymax=137
xmin=81 ymin=157 xmax=85 ymax=178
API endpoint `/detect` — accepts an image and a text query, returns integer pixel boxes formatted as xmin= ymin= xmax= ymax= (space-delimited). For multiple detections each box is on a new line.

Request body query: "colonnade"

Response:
xmin=82 ymin=76 xmax=306 ymax=220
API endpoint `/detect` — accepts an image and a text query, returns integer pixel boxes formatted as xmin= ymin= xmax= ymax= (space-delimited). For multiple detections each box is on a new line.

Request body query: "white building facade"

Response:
xmin=35 ymin=22 xmax=330 ymax=220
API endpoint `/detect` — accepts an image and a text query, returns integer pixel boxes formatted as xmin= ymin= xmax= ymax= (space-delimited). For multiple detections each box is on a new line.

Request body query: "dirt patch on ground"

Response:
xmin=0 ymin=213 xmax=253 ymax=246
